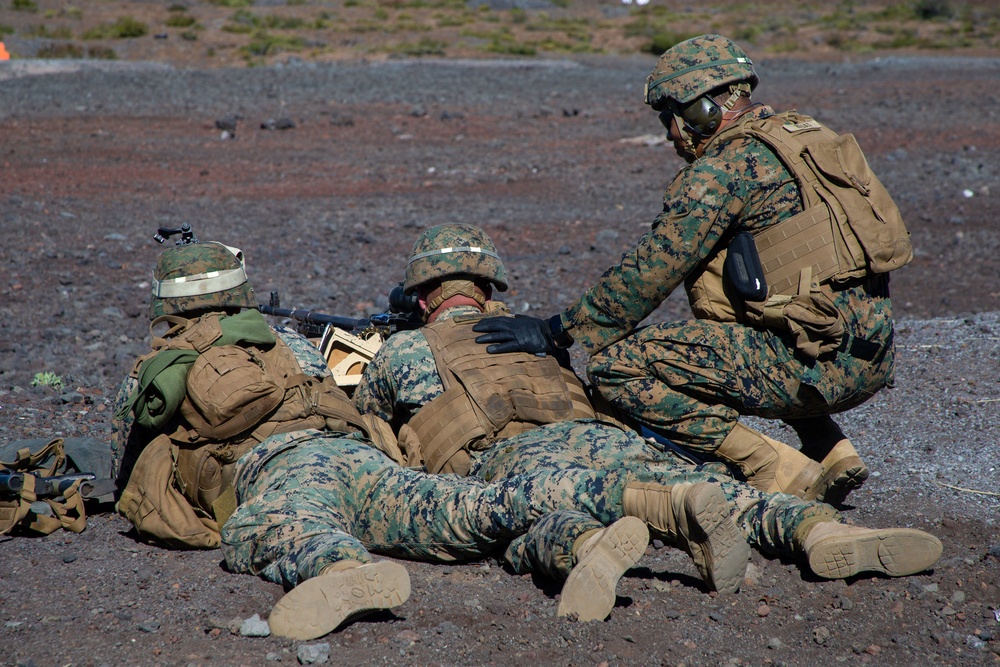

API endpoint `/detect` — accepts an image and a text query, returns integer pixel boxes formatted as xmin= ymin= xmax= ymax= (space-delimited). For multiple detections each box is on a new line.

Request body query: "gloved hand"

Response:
xmin=472 ymin=315 xmax=556 ymax=355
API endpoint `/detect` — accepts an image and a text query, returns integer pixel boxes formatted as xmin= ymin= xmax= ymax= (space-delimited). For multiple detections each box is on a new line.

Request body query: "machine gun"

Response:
xmin=258 ymin=285 xmax=421 ymax=340
xmin=258 ymin=285 xmax=422 ymax=391
xmin=0 ymin=472 xmax=110 ymax=500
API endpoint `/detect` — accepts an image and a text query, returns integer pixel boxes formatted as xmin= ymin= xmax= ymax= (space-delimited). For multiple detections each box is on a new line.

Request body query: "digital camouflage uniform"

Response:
xmin=563 ymin=102 xmax=895 ymax=454
xmin=112 ymin=326 xmax=665 ymax=587
xmin=355 ymin=305 xmax=847 ymax=578
xmin=112 ymin=328 xmax=623 ymax=587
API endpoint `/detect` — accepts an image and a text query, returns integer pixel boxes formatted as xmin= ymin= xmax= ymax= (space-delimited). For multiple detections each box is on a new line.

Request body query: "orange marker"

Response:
xmin=0 ymin=42 xmax=9 ymax=61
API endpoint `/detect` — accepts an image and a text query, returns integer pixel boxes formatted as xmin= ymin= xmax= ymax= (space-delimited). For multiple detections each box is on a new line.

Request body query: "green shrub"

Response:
xmin=242 ymin=30 xmax=304 ymax=56
xmin=165 ymin=14 xmax=197 ymax=28
xmin=732 ymin=24 xmax=762 ymax=44
xmin=394 ymin=37 xmax=446 ymax=56
xmin=209 ymin=0 xmax=253 ymax=7
xmin=31 ymin=371 xmax=64 ymax=389
xmin=261 ymin=15 xmax=307 ymax=30
xmin=12 ymin=0 xmax=37 ymax=12
xmin=180 ymin=30 xmax=198 ymax=41
xmin=0 ymin=23 xmax=13 ymax=34
xmin=644 ymin=31 xmax=693 ymax=55
xmin=484 ymin=36 xmax=535 ymax=56
xmin=37 ymin=43 xmax=81 ymax=58
xmin=222 ymin=8 xmax=257 ymax=33
xmin=913 ymin=0 xmax=952 ymax=20
xmin=436 ymin=13 xmax=469 ymax=28
xmin=82 ymin=16 xmax=148 ymax=40
xmin=25 ymin=24 xmax=73 ymax=38
xmin=87 ymin=45 xmax=117 ymax=59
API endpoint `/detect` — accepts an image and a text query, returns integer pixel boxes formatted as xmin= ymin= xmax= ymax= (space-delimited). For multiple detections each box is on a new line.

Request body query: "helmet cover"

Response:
xmin=645 ymin=34 xmax=758 ymax=110
xmin=149 ymin=241 xmax=255 ymax=318
xmin=403 ymin=224 xmax=508 ymax=294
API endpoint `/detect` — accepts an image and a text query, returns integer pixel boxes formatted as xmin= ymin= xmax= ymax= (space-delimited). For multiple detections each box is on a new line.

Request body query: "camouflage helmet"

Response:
xmin=403 ymin=224 xmax=508 ymax=294
xmin=644 ymin=34 xmax=758 ymax=110
xmin=149 ymin=242 xmax=256 ymax=318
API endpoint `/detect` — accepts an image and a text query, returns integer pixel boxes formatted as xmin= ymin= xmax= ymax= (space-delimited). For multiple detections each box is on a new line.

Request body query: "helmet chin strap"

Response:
xmin=673 ymin=119 xmax=699 ymax=163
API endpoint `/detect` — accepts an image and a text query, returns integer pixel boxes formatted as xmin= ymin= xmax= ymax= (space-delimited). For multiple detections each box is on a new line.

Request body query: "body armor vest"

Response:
xmin=686 ymin=112 xmax=911 ymax=357
xmin=408 ymin=313 xmax=595 ymax=475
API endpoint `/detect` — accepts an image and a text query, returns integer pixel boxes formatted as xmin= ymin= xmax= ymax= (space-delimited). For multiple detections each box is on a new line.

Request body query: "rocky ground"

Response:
xmin=0 ymin=49 xmax=999 ymax=667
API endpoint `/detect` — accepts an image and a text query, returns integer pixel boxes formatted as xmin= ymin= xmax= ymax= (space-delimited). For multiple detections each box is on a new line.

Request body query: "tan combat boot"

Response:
xmin=795 ymin=520 xmax=943 ymax=579
xmin=786 ymin=415 xmax=870 ymax=505
xmin=557 ymin=516 xmax=649 ymax=622
xmin=622 ymin=481 xmax=749 ymax=594
xmin=715 ymin=423 xmax=833 ymax=500
xmin=268 ymin=560 xmax=411 ymax=640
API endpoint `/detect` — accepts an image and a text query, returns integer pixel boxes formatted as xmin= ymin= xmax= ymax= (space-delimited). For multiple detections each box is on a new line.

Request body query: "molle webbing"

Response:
xmin=724 ymin=112 xmax=910 ymax=296
xmin=739 ymin=115 xmax=864 ymax=295
xmin=150 ymin=316 xmax=369 ymax=528
xmin=752 ymin=205 xmax=844 ymax=297
xmin=412 ymin=315 xmax=595 ymax=474
xmin=173 ymin=332 xmax=369 ymax=516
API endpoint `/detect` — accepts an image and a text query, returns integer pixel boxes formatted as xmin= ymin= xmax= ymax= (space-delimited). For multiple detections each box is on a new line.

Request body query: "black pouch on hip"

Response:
xmin=724 ymin=231 xmax=768 ymax=302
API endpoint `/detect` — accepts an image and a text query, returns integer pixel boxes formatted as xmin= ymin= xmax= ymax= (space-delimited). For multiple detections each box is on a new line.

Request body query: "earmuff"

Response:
xmin=678 ymin=96 xmax=723 ymax=137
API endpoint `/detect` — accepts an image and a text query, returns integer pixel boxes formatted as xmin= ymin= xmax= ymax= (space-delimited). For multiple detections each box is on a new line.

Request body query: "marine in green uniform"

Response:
xmin=357 ymin=225 xmax=941 ymax=621
xmin=109 ymin=238 xmax=656 ymax=637
xmin=472 ymin=34 xmax=914 ymax=510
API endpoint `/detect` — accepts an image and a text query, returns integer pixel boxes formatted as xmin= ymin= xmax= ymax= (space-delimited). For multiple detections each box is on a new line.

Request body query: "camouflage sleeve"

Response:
xmin=562 ymin=138 xmax=761 ymax=355
xmin=110 ymin=374 xmax=138 ymax=479
xmin=354 ymin=329 xmax=444 ymax=431
xmin=353 ymin=338 xmax=401 ymax=423
xmin=273 ymin=326 xmax=332 ymax=380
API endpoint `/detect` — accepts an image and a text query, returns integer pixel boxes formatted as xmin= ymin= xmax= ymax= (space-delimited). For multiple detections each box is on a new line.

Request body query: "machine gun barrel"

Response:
xmin=257 ymin=304 xmax=368 ymax=332
xmin=0 ymin=472 xmax=24 ymax=495
xmin=0 ymin=472 xmax=99 ymax=498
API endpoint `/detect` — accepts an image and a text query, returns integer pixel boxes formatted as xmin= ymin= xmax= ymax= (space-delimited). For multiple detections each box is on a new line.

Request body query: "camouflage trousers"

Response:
xmin=586 ymin=320 xmax=892 ymax=453
xmin=221 ymin=425 xmax=841 ymax=589
xmin=221 ymin=429 xmax=659 ymax=588
xmin=473 ymin=420 xmax=841 ymax=580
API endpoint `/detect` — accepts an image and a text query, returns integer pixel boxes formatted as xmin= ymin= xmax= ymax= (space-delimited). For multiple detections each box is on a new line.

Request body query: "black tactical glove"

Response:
xmin=473 ymin=314 xmax=558 ymax=355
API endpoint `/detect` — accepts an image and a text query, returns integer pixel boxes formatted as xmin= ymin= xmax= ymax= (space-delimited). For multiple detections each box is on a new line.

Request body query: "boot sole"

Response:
xmin=268 ymin=561 xmax=411 ymax=640
xmin=684 ymin=483 xmax=750 ymax=594
xmin=813 ymin=456 xmax=870 ymax=505
xmin=808 ymin=528 xmax=942 ymax=579
xmin=557 ymin=516 xmax=649 ymax=622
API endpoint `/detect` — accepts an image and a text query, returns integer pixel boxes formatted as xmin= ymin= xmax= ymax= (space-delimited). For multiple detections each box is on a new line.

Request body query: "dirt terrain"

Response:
xmin=1 ymin=21 xmax=999 ymax=667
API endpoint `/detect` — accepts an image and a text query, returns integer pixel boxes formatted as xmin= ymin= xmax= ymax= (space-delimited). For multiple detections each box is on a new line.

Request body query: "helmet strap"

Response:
xmin=685 ymin=82 xmax=755 ymax=161
xmin=722 ymin=82 xmax=751 ymax=112
xmin=674 ymin=120 xmax=699 ymax=163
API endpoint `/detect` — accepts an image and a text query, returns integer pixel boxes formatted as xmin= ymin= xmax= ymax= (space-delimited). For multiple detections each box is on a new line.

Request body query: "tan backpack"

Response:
xmin=687 ymin=112 xmax=911 ymax=357
xmin=118 ymin=315 xmax=369 ymax=549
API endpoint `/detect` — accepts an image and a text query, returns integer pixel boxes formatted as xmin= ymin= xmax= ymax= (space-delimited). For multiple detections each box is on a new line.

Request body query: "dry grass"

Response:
xmin=0 ymin=0 xmax=997 ymax=67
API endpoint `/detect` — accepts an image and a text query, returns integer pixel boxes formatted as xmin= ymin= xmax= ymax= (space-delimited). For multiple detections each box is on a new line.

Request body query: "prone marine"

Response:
xmin=356 ymin=223 xmax=942 ymax=620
